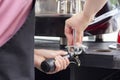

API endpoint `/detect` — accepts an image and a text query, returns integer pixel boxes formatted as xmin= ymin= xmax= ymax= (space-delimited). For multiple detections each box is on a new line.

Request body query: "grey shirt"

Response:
xmin=0 ymin=5 xmax=35 ymax=80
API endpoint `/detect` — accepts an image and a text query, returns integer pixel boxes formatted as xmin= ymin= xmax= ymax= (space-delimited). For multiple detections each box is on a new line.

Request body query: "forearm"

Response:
xmin=83 ymin=0 xmax=108 ymax=19
xmin=34 ymin=49 xmax=70 ymax=74
xmin=34 ymin=49 xmax=68 ymax=67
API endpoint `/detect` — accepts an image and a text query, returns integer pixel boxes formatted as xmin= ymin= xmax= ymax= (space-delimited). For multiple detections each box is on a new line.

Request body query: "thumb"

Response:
xmin=57 ymin=50 xmax=68 ymax=56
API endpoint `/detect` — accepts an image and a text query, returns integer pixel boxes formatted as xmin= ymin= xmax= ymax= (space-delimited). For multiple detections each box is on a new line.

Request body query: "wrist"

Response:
xmin=74 ymin=12 xmax=94 ymax=31
xmin=34 ymin=54 xmax=45 ymax=68
xmin=82 ymin=11 xmax=95 ymax=23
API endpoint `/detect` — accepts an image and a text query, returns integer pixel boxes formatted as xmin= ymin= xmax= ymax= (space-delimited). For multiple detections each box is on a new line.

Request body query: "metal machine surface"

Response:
xmin=35 ymin=1 xmax=120 ymax=37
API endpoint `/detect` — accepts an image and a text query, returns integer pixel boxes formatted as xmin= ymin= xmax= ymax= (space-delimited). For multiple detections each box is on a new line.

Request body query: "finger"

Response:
xmin=64 ymin=25 xmax=73 ymax=46
xmin=58 ymin=56 xmax=67 ymax=70
xmin=54 ymin=57 xmax=62 ymax=72
xmin=57 ymin=56 xmax=70 ymax=70
xmin=57 ymin=50 xmax=67 ymax=56
xmin=75 ymin=30 xmax=83 ymax=46
xmin=64 ymin=57 xmax=70 ymax=67
xmin=49 ymin=56 xmax=66 ymax=74
xmin=63 ymin=57 xmax=70 ymax=69
xmin=47 ymin=57 xmax=70 ymax=74
xmin=56 ymin=56 xmax=64 ymax=70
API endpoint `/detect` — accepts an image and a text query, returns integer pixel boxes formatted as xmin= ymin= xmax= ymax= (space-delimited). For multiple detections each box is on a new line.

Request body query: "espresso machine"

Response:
xmin=35 ymin=0 xmax=120 ymax=80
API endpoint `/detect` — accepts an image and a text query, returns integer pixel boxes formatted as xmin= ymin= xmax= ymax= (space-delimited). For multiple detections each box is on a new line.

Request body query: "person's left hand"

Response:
xmin=34 ymin=49 xmax=70 ymax=74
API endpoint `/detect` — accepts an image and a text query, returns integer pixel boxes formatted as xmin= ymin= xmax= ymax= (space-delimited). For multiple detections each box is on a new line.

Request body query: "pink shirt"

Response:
xmin=0 ymin=0 xmax=33 ymax=47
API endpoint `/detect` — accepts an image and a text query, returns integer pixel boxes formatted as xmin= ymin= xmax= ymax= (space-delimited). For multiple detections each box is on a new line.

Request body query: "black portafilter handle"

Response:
xmin=40 ymin=53 xmax=71 ymax=73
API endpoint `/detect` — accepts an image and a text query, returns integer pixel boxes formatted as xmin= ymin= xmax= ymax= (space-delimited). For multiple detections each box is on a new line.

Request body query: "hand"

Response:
xmin=34 ymin=49 xmax=70 ymax=74
xmin=64 ymin=12 xmax=92 ymax=46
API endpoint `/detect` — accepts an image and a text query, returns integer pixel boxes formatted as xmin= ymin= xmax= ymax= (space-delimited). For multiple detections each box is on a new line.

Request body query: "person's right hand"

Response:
xmin=64 ymin=12 xmax=93 ymax=46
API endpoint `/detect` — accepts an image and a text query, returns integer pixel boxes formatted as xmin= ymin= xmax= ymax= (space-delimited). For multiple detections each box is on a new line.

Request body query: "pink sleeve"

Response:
xmin=0 ymin=0 xmax=32 ymax=47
